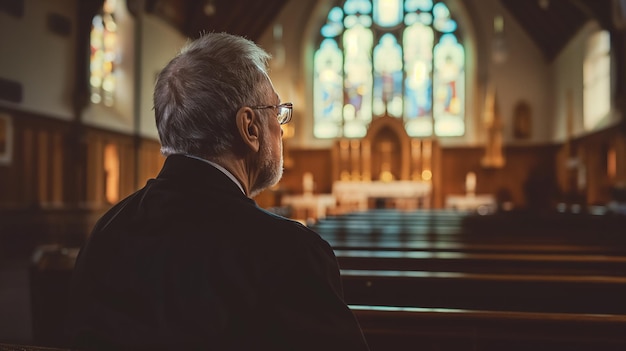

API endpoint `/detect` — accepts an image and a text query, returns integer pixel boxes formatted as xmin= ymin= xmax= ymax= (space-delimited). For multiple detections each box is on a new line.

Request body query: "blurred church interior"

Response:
xmin=1 ymin=0 xmax=626 ymax=349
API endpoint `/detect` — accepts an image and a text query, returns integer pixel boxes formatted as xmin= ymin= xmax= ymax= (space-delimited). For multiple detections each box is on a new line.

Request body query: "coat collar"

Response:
xmin=156 ymin=154 xmax=254 ymax=203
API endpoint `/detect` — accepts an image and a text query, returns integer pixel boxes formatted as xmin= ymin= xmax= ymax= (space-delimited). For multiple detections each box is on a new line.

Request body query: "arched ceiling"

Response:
xmin=500 ymin=0 xmax=616 ymax=61
xmin=140 ymin=0 xmax=289 ymax=41
xmin=136 ymin=0 xmax=616 ymax=61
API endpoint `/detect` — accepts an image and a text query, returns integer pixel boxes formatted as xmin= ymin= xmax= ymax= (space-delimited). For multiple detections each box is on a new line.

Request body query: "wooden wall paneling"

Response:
xmin=439 ymin=147 xmax=482 ymax=199
xmin=506 ymin=145 xmax=560 ymax=208
xmin=51 ymin=132 xmax=64 ymax=205
xmin=281 ymin=148 xmax=333 ymax=194
xmin=0 ymin=162 xmax=8 ymax=206
xmin=555 ymin=145 xmax=570 ymax=197
xmin=616 ymin=133 xmax=626 ymax=182
xmin=431 ymin=140 xmax=442 ymax=208
xmin=137 ymin=140 xmax=150 ymax=189
xmin=0 ymin=117 xmax=19 ymax=207
xmin=439 ymin=145 xmax=559 ymax=209
xmin=22 ymin=127 xmax=35 ymax=206
xmin=85 ymin=132 xmax=104 ymax=206
xmin=586 ymin=143 xmax=603 ymax=204
xmin=120 ymin=139 xmax=137 ymax=199
xmin=578 ymin=134 xmax=619 ymax=205
xmin=137 ymin=139 xmax=161 ymax=189
xmin=37 ymin=130 xmax=49 ymax=205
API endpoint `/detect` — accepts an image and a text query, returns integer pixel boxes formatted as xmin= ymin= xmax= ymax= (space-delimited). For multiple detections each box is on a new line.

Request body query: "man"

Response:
xmin=67 ymin=32 xmax=369 ymax=350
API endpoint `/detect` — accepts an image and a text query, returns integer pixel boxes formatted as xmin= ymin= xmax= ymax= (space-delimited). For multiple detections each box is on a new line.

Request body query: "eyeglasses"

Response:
xmin=251 ymin=102 xmax=293 ymax=125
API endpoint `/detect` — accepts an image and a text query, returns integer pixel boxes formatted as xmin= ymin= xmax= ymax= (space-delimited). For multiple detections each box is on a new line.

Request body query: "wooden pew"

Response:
xmin=315 ymin=212 xmax=626 ymax=255
xmin=326 ymin=239 xmax=626 ymax=256
xmin=350 ymin=305 xmax=626 ymax=351
xmin=335 ymin=249 xmax=626 ymax=276
xmin=341 ymin=269 xmax=626 ymax=314
xmin=314 ymin=209 xmax=626 ymax=242
xmin=315 ymin=219 xmax=626 ymax=246
xmin=0 ymin=344 xmax=71 ymax=351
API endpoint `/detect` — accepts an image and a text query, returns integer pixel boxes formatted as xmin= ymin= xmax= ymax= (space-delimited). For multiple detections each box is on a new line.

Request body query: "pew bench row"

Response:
xmin=351 ymin=305 xmax=626 ymax=351
xmin=341 ymin=269 xmax=626 ymax=314
xmin=335 ymin=249 xmax=626 ymax=276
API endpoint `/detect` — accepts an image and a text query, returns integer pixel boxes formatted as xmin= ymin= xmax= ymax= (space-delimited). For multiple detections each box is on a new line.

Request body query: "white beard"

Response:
xmin=249 ymin=136 xmax=283 ymax=198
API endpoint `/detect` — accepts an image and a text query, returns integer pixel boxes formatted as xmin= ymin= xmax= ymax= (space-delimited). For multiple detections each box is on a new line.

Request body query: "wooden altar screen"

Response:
xmin=331 ymin=116 xmax=440 ymax=211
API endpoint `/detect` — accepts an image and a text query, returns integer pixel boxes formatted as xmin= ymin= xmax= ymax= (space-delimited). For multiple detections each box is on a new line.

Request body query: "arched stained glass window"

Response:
xmin=313 ymin=0 xmax=465 ymax=138
xmin=90 ymin=0 xmax=119 ymax=107
xmin=583 ymin=30 xmax=611 ymax=131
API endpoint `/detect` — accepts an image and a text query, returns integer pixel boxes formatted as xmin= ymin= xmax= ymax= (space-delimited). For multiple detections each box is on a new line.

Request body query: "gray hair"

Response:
xmin=153 ymin=32 xmax=272 ymax=158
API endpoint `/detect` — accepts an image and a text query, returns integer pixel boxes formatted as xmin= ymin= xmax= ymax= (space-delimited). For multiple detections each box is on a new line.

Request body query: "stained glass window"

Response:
xmin=313 ymin=0 xmax=465 ymax=138
xmin=90 ymin=0 xmax=118 ymax=107
xmin=583 ymin=30 xmax=611 ymax=131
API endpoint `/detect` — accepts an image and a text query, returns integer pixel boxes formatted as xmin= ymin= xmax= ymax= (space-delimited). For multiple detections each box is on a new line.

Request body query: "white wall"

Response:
xmin=472 ymin=0 xmax=551 ymax=145
xmin=0 ymin=0 xmax=76 ymax=120
xmin=258 ymin=0 xmax=321 ymax=148
xmin=137 ymin=14 xmax=188 ymax=140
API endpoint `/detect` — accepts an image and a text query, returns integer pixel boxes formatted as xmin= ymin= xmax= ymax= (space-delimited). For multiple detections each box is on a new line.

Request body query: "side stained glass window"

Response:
xmin=90 ymin=0 xmax=119 ymax=107
xmin=583 ymin=30 xmax=611 ymax=131
xmin=313 ymin=0 xmax=465 ymax=138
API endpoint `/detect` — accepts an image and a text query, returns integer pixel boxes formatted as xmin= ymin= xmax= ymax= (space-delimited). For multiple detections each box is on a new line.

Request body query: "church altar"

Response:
xmin=445 ymin=194 xmax=496 ymax=213
xmin=332 ymin=180 xmax=432 ymax=211
xmin=281 ymin=194 xmax=337 ymax=222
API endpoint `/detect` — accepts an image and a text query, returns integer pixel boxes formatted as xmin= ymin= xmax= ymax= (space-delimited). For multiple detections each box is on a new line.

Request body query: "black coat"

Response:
xmin=67 ymin=154 xmax=369 ymax=350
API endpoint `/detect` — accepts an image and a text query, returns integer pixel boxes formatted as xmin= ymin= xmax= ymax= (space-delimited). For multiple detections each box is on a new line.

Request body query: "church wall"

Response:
xmin=257 ymin=0 xmax=321 ymax=149
xmin=467 ymin=0 xmax=552 ymax=146
xmin=0 ymin=0 xmax=167 ymax=205
xmin=565 ymin=125 xmax=626 ymax=205
xmin=440 ymin=144 xmax=560 ymax=208
xmin=0 ymin=105 xmax=164 ymax=255
xmin=0 ymin=0 xmax=76 ymax=120
xmin=0 ymin=108 xmax=70 ymax=208
xmin=137 ymin=14 xmax=188 ymax=140
xmin=551 ymin=21 xmax=622 ymax=142
xmin=550 ymin=21 xmax=626 ymax=205
xmin=281 ymin=148 xmax=334 ymax=195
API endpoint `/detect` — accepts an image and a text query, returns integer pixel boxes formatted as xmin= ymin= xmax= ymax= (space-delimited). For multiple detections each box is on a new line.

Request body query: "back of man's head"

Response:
xmin=153 ymin=32 xmax=272 ymax=158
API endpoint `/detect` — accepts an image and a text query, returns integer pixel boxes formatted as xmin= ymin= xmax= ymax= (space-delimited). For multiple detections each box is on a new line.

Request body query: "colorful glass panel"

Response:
xmin=433 ymin=33 xmax=464 ymax=136
xmin=403 ymin=22 xmax=434 ymax=136
xmin=321 ymin=7 xmax=345 ymax=38
xmin=343 ymin=24 xmax=373 ymax=138
xmin=373 ymin=34 xmax=403 ymax=117
xmin=90 ymin=0 xmax=118 ymax=107
xmin=314 ymin=39 xmax=344 ymax=138
xmin=374 ymin=0 xmax=403 ymax=27
xmin=313 ymin=0 xmax=465 ymax=138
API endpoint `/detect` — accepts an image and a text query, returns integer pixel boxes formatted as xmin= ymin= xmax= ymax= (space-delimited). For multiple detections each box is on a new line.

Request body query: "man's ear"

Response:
xmin=236 ymin=107 xmax=260 ymax=153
